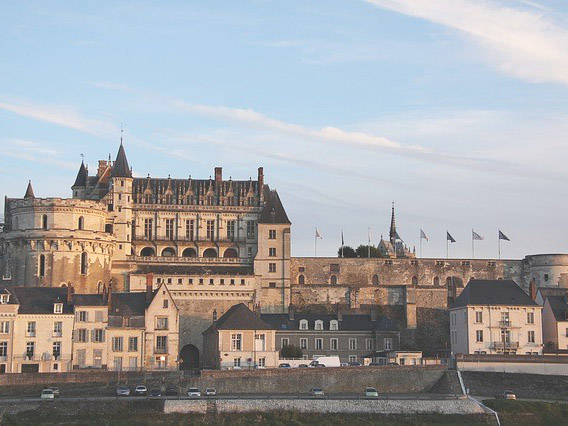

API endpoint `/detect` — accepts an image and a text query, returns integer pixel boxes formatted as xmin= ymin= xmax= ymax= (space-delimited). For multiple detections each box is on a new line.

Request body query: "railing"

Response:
xmin=154 ymin=348 xmax=168 ymax=354
xmin=498 ymin=321 xmax=512 ymax=327
xmin=490 ymin=341 xmax=519 ymax=349
xmin=133 ymin=236 xmax=248 ymax=243
xmin=130 ymin=256 xmax=252 ymax=265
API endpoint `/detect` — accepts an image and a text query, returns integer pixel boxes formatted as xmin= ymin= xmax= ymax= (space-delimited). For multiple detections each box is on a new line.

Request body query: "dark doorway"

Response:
xmin=21 ymin=364 xmax=39 ymax=373
xmin=179 ymin=344 xmax=200 ymax=370
xmin=0 ymin=364 xmax=5 ymax=373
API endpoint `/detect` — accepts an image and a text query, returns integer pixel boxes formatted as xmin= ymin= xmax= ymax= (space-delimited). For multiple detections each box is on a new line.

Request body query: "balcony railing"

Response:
xmin=499 ymin=321 xmax=512 ymax=327
xmin=491 ymin=341 xmax=519 ymax=349
xmin=154 ymin=347 xmax=168 ymax=354
xmin=130 ymin=256 xmax=252 ymax=265
xmin=133 ymin=236 xmax=248 ymax=243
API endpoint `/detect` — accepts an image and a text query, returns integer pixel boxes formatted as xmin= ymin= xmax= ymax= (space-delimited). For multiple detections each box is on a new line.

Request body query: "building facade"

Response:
xmin=542 ymin=295 xmax=568 ymax=351
xmin=450 ymin=280 xmax=543 ymax=355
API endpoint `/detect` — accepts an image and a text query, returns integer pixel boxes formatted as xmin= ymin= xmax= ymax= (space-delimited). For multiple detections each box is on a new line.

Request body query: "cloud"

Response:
xmin=364 ymin=0 xmax=568 ymax=86
xmin=2 ymin=138 xmax=77 ymax=170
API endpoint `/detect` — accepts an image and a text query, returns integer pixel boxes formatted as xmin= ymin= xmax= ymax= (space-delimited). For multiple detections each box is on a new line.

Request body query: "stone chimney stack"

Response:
xmin=370 ymin=309 xmax=378 ymax=322
xmin=257 ymin=167 xmax=264 ymax=189
xmin=107 ymin=282 xmax=113 ymax=307
xmin=215 ymin=167 xmax=222 ymax=183
xmin=97 ymin=160 xmax=108 ymax=178
xmin=66 ymin=283 xmax=74 ymax=305
xmin=288 ymin=306 xmax=295 ymax=321
xmin=146 ymin=273 xmax=154 ymax=303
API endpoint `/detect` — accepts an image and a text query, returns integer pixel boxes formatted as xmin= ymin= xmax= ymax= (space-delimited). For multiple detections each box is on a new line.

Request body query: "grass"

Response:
xmin=2 ymin=410 xmax=494 ymax=426
xmin=484 ymin=399 xmax=568 ymax=425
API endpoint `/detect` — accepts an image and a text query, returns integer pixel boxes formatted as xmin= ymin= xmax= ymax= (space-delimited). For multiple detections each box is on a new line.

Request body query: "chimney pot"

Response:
xmin=215 ymin=167 xmax=222 ymax=183
xmin=288 ymin=307 xmax=295 ymax=321
xmin=146 ymin=273 xmax=154 ymax=303
xmin=257 ymin=167 xmax=264 ymax=189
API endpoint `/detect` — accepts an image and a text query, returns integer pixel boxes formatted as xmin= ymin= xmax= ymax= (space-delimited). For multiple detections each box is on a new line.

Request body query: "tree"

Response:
xmin=337 ymin=245 xmax=357 ymax=258
xmin=355 ymin=244 xmax=380 ymax=258
xmin=280 ymin=344 xmax=303 ymax=359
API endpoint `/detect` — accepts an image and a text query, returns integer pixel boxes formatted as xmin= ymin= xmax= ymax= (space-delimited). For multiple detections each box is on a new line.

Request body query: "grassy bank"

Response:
xmin=3 ymin=409 xmax=494 ymax=426
xmin=484 ymin=399 xmax=568 ymax=425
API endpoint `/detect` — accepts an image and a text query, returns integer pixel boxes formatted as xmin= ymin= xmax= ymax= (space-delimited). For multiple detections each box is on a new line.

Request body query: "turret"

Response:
xmin=71 ymin=161 xmax=88 ymax=199
xmin=24 ymin=181 xmax=35 ymax=199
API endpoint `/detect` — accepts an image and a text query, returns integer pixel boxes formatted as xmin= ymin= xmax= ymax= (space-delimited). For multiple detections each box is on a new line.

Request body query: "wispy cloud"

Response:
xmin=365 ymin=0 xmax=568 ymax=86
xmin=2 ymin=138 xmax=77 ymax=170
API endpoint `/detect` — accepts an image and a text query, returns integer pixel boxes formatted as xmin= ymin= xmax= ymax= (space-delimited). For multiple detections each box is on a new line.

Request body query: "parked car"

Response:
xmin=369 ymin=362 xmax=381 ymax=366
xmin=387 ymin=362 xmax=399 ymax=366
xmin=278 ymin=363 xmax=291 ymax=368
xmin=310 ymin=387 xmax=325 ymax=396
xmin=45 ymin=387 xmax=59 ymax=398
xmin=348 ymin=361 xmax=362 ymax=367
xmin=495 ymin=390 xmax=516 ymax=400
xmin=205 ymin=388 xmax=217 ymax=396
xmin=340 ymin=362 xmax=349 ymax=367
xmin=134 ymin=385 xmax=148 ymax=396
xmin=309 ymin=356 xmax=340 ymax=368
xmin=116 ymin=386 xmax=131 ymax=397
xmin=365 ymin=387 xmax=379 ymax=397
xmin=149 ymin=388 xmax=162 ymax=398
xmin=40 ymin=388 xmax=55 ymax=400
xmin=298 ymin=364 xmax=309 ymax=368
xmin=165 ymin=386 xmax=178 ymax=396
xmin=188 ymin=388 xmax=201 ymax=397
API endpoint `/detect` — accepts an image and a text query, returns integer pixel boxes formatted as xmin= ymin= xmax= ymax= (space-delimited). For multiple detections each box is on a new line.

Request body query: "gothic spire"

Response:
xmin=24 ymin=180 xmax=35 ymax=198
xmin=111 ymin=142 xmax=132 ymax=178
xmin=72 ymin=160 xmax=88 ymax=188
xmin=389 ymin=202 xmax=397 ymax=245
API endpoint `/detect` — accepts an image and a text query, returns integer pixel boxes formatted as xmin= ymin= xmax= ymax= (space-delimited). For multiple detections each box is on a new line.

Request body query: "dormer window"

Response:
xmin=53 ymin=302 xmax=63 ymax=314
xmin=330 ymin=320 xmax=339 ymax=331
xmin=0 ymin=294 xmax=9 ymax=304
xmin=314 ymin=320 xmax=323 ymax=330
xmin=299 ymin=319 xmax=308 ymax=330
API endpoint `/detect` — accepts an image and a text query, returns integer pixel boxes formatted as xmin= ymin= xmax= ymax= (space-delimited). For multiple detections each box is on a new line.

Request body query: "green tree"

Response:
xmin=280 ymin=344 xmax=303 ymax=359
xmin=355 ymin=244 xmax=380 ymax=258
xmin=337 ymin=245 xmax=357 ymax=258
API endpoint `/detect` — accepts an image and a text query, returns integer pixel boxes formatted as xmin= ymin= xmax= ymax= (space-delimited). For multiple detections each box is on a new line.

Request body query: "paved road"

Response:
xmin=0 ymin=393 xmax=463 ymax=403
xmin=471 ymin=395 xmax=568 ymax=404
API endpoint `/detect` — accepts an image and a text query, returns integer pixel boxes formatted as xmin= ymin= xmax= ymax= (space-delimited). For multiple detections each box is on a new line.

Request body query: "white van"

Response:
xmin=309 ymin=356 xmax=341 ymax=368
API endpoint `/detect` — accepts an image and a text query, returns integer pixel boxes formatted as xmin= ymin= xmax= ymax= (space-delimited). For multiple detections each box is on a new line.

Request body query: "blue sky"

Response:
xmin=1 ymin=0 xmax=568 ymax=259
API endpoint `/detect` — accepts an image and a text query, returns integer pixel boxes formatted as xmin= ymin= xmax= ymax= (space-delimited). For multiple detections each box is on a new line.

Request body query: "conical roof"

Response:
xmin=111 ymin=143 xmax=132 ymax=178
xmin=24 ymin=180 xmax=35 ymax=198
xmin=72 ymin=161 xmax=88 ymax=187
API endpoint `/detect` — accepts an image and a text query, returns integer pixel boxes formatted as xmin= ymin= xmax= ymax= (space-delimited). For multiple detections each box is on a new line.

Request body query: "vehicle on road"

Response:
xmin=495 ymin=390 xmax=516 ymax=400
xmin=165 ymin=386 xmax=178 ymax=396
xmin=278 ymin=363 xmax=291 ymax=368
xmin=187 ymin=388 xmax=201 ymax=397
xmin=298 ymin=364 xmax=308 ymax=368
xmin=310 ymin=387 xmax=325 ymax=396
xmin=369 ymin=362 xmax=381 ymax=366
xmin=348 ymin=361 xmax=362 ymax=367
xmin=45 ymin=387 xmax=59 ymax=398
xmin=149 ymin=388 xmax=162 ymax=398
xmin=387 ymin=362 xmax=399 ymax=366
xmin=134 ymin=385 xmax=148 ymax=396
xmin=365 ymin=387 xmax=379 ymax=397
xmin=309 ymin=356 xmax=340 ymax=368
xmin=116 ymin=386 xmax=131 ymax=397
xmin=40 ymin=389 xmax=55 ymax=400
xmin=205 ymin=388 xmax=216 ymax=396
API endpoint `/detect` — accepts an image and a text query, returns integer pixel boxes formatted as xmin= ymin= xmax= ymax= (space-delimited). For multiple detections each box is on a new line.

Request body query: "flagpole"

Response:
xmin=419 ymin=230 xmax=422 ymax=258
xmin=314 ymin=227 xmax=317 ymax=257
xmin=498 ymin=233 xmax=501 ymax=260
xmin=472 ymin=229 xmax=474 ymax=260
xmin=368 ymin=227 xmax=371 ymax=258
xmin=446 ymin=231 xmax=449 ymax=259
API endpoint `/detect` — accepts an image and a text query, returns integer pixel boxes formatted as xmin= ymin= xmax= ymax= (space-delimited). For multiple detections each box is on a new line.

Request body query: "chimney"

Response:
xmin=146 ymin=273 xmax=154 ymax=303
xmin=337 ymin=310 xmax=343 ymax=321
xmin=97 ymin=160 xmax=108 ymax=178
xmin=66 ymin=282 xmax=74 ymax=305
xmin=288 ymin=306 xmax=295 ymax=321
xmin=107 ymin=281 xmax=113 ymax=307
xmin=213 ymin=309 xmax=218 ymax=322
xmin=214 ymin=167 xmax=222 ymax=183
xmin=102 ymin=284 xmax=107 ymax=303
xmin=370 ymin=309 xmax=378 ymax=322
xmin=257 ymin=167 xmax=264 ymax=189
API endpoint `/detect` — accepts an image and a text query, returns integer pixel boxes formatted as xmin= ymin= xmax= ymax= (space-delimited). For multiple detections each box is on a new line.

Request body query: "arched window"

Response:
xmin=330 ymin=275 xmax=338 ymax=285
xmin=78 ymin=216 xmax=84 ymax=230
xmin=330 ymin=320 xmax=339 ymax=330
xmin=314 ymin=320 xmax=323 ymax=330
xmin=182 ymin=248 xmax=197 ymax=258
xmin=446 ymin=277 xmax=452 ymax=287
xmin=433 ymin=276 xmax=440 ymax=286
xmin=372 ymin=274 xmax=379 ymax=286
xmin=412 ymin=276 xmax=418 ymax=286
xmin=298 ymin=274 xmax=305 ymax=285
xmin=161 ymin=247 xmax=176 ymax=257
xmin=97 ymin=281 xmax=102 ymax=294
xmin=42 ymin=215 xmax=48 ymax=230
xmin=299 ymin=320 xmax=308 ymax=330
xmin=223 ymin=248 xmax=238 ymax=258
xmin=203 ymin=248 xmax=218 ymax=258
xmin=140 ymin=247 xmax=155 ymax=256
xmin=80 ymin=252 xmax=87 ymax=275
xmin=39 ymin=254 xmax=46 ymax=277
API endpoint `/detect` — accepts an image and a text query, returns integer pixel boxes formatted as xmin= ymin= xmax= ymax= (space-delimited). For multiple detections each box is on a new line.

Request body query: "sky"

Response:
xmin=1 ymin=0 xmax=568 ymax=259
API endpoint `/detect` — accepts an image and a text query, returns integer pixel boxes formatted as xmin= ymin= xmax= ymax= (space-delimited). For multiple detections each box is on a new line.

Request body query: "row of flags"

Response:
xmin=417 ymin=229 xmax=510 ymax=243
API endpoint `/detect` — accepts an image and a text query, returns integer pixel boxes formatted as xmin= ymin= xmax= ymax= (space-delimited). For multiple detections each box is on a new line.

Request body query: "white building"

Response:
xmin=542 ymin=295 xmax=568 ymax=351
xmin=450 ymin=280 xmax=543 ymax=355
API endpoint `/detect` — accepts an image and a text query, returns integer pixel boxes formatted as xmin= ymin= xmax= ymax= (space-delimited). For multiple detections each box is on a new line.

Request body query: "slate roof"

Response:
xmin=109 ymin=292 xmax=147 ymax=317
xmin=538 ymin=288 xmax=568 ymax=301
xmin=11 ymin=287 xmax=73 ymax=314
xmin=72 ymin=161 xmax=88 ymax=187
xmin=73 ymin=294 xmax=106 ymax=306
xmin=133 ymin=265 xmax=254 ymax=276
xmin=24 ymin=181 xmax=35 ymax=198
xmin=547 ymin=296 xmax=568 ymax=322
xmin=259 ymin=187 xmax=290 ymax=224
xmin=203 ymin=303 xmax=272 ymax=334
xmin=261 ymin=313 xmax=399 ymax=332
xmin=454 ymin=279 xmax=538 ymax=308
xmin=111 ymin=143 xmax=132 ymax=178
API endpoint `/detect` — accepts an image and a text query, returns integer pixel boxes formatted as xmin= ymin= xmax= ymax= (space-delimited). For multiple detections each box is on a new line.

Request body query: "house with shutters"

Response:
xmin=72 ymin=293 xmax=108 ymax=369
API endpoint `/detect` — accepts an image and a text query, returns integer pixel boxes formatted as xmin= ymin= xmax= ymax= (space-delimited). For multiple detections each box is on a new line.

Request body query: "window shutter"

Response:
xmin=75 ymin=311 xmax=79 ymax=322
xmin=72 ymin=330 xmax=77 ymax=342
xmin=91 ymin=329 xmax=96 ymax=342
xmin=102 ymin=329 xmax=105 ymax=343
xmin=85 ymin=311 xmax=89 ymax=322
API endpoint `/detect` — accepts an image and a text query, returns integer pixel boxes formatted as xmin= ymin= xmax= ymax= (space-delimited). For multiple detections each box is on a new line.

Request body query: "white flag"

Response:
xmin=315 ymin=228 xmax=323 ymax=239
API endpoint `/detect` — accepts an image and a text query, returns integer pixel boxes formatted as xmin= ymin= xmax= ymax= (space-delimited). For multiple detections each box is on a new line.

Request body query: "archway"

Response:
xmin=182 ymin=248 xmax=197 ymax=257
xmin=179 ymin=344 xmax=200 ymax=370
xmin=203 ymin=248 xmax=217 ymax=258
xmin=162 ymin=247 xmax=176 ymax=257
xmin=223 ymin=248 xmax=238 ymax=258
xmin=140 ymin=247 xmax=155 ymax=256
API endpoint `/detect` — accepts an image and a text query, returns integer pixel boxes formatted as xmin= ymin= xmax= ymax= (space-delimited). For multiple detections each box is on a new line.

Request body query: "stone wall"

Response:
xmin=197 ymin=365 xmax=447 ymax=394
